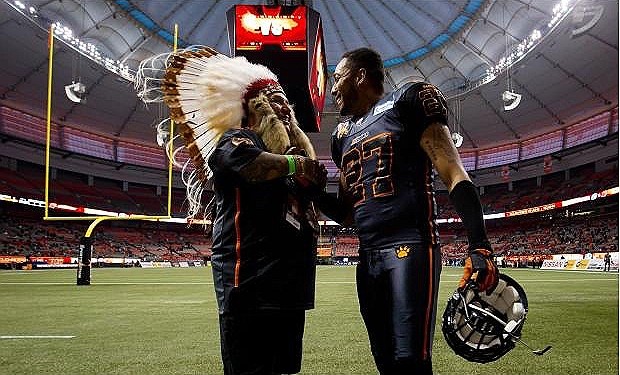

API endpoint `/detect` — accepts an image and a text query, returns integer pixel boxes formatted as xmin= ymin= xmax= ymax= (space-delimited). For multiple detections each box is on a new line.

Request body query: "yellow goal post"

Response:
xmin=42 ymin=24 xmax=180 ymax=284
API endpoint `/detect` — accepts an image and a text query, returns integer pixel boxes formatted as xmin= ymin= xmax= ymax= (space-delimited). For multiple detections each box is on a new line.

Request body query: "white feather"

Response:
xmin=135 ymin=46 xmax=300 ymax=223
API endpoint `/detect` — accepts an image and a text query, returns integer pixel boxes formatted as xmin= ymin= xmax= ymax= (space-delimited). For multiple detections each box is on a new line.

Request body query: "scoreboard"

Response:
xmin=227 ymin=5 xmax=327 ymax=132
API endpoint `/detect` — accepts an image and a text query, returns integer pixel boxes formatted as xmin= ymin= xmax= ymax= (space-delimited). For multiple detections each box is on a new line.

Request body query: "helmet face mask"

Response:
xmin=442 ymin=273 xmax=528 ymax=363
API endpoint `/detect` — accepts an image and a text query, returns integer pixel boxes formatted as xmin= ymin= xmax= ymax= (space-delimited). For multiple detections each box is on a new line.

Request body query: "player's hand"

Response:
xmin=293 ymin=156 xmax=327 ymax=192
xmin=458 ymin=249 xmax=499 ymax=293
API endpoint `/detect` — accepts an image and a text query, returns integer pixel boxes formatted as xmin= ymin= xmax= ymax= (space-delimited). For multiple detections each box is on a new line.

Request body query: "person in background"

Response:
xmin=318 ymin=47 xmax=498 ymax=375
xmin=604 ymin=252 xmax=611 ymax=271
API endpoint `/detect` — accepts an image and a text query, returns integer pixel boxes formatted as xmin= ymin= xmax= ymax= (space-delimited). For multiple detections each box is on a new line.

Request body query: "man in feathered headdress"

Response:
xmin=137 ymin=47 xmax=327 ymax=375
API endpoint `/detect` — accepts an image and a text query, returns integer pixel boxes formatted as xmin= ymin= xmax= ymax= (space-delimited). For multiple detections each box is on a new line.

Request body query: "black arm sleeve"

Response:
xmin=449 ymin=180 xmax=492 ymax=253
xmin=314 ymin=191 xmax=351 ymax=225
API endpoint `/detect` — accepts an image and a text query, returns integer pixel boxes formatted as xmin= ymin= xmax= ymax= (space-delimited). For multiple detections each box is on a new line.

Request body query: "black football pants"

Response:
xmin=219 ymin=309 xmax=305 ymax=375
xmin=357 ymin=243 xmax=442 ymax=375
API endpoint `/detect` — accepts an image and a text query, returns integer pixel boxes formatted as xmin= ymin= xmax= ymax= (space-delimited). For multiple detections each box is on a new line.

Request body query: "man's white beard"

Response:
xmin=248 ymin=94 xmax=316 ymax=159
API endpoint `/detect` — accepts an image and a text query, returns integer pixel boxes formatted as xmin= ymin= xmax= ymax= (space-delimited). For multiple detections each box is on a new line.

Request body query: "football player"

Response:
xmin=319 ymin=47 xmax=498 ymax=375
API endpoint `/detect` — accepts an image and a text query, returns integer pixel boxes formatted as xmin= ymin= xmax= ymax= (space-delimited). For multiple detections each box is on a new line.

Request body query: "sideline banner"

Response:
xmin=587 ymin=258 xmax=605 ymax=271
xmin=139 ymin=261 xmax=172 ymax=268
xmin=541 ymin=259 xmax=566 ymax=270
xmin=575 ymin=259 xmax=590 ymax=270
xmin=0 ymin=255 xmax=27 ymax=264
xmin=542 ymin=258 xmax=618 ymax=271
xmin=35 ymin=263 xmax=77 ymax=268
xmin=30 ymin=256 xmax=72 ymax=265
xmin=564 ymin=259 xmax=577 ymax=270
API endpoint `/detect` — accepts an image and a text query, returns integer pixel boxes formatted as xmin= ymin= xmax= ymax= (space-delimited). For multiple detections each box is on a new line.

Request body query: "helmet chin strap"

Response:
xmin=462 ymin=295 xmax=551 ymax=356
xmin=500 ymin=327 xmax=552 ymax=356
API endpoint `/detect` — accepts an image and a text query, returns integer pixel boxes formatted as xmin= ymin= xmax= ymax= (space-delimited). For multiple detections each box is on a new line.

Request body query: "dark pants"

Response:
xmin=357 ymin=243 xmax=442 ymax=375
xmin=219 ymin=309 xmax=306 ymax=375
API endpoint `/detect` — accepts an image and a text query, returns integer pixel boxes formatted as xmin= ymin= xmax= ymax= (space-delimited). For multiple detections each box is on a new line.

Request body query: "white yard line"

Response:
xmin=1 ymin=335 xmax=75 ymax=339
xmin=0 ymin=282 xmax=211 ymax=285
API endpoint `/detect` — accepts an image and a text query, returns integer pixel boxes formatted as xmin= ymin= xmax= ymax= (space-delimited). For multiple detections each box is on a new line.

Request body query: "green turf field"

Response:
xmin=0 ymin=266 xmax=617 ymax=374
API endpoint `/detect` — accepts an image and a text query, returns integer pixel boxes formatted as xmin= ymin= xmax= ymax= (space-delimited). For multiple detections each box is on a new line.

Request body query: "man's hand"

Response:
xmin=293 ymin=156 xmax=327 ymax=191
xmin=458 ymin=249 xmax=499 ymax=293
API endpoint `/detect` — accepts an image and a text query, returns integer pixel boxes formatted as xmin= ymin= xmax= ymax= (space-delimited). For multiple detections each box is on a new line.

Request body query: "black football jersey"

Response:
xmin=331 ymin=82 xmax=448 ymax=250
xmin=208 ymin=128 xmax=317 ymax=313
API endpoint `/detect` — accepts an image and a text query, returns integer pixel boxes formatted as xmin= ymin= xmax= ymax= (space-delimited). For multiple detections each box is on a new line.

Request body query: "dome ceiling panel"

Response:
xmin=443 ymin=43 xmax=480 ymax=78
xmin=484 ymin=1 xmax=544 ymax=40
xmin=336 ymin=2 xmax=392 ymax=48
xmin=320 ymin=1 xmax=373 ymax=52
xmin=358 ymin=1 xmax=421 ymax=58
xmin=0 ymin=0 xmax=616 ymax=155
xmin=473 ymin=30 xmax=505 ymax=66
xmin=387 ymin=62 xmax=424 ymax=85
xmin=458 ymin=102 xmax=518 ymax=146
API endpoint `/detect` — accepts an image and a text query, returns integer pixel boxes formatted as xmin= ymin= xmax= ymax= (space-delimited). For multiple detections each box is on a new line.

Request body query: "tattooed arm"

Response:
xmin=239 ymin=152 xmax=327 ymax=188
xmin=419 ymin=122 xmax=470 ymax=192
xmin=420 ymin=123 xmax=497 ymax=292
xmin=239 ymin=153 xmax=289 ymax=182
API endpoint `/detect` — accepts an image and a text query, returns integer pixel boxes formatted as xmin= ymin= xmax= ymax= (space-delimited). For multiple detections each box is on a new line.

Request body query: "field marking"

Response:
xmin=0 ymin=282 xmax=75 ymax=285
xmin=1 ymin=335 xmax=75 ymax=339
xmin=438 ymin=278 xmax=618 ymax=282
xmin=0 ymin=282 xmax=211 ymax=285
xmin=0 ymin=278 xmax=617 ymax=286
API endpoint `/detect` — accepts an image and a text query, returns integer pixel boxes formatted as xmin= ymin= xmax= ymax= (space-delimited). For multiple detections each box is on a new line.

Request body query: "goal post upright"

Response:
xmin=42 ymin=24 xmax=181 ymax=285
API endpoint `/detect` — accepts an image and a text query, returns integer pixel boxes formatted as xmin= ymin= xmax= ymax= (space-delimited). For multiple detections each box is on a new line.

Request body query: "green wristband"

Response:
xmin=285 ymin=155 xmax=296 ymax=176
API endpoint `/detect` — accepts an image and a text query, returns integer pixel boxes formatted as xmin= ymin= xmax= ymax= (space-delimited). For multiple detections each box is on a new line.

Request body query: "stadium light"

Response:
xmin=450 ymin=0 xmax=576 ymax=96
xmin=8 ymin=0 xmax=135 ymax=82
xmin=571 ymin=4 xmax=604 ymax=37
xmin=502 ymin=90 xmax=522 ymax=111
xmin=451 ymin=132 xmax=464 ymax=148
xmin=64 ymin=81 xmax=87 ymax=103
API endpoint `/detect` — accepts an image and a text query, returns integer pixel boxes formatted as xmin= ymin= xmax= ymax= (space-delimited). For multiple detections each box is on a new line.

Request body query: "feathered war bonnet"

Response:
xmin=135 ymin=46 xmax=289 ymax=221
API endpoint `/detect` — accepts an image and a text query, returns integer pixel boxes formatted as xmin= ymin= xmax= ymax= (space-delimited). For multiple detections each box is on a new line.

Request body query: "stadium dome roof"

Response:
xmin=0 ymin=0 xmax=617 ymax=157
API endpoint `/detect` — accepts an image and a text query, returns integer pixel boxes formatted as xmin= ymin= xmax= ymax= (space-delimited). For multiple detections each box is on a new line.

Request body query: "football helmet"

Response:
xmin=442 ymin=273 xmax=528 ymax=363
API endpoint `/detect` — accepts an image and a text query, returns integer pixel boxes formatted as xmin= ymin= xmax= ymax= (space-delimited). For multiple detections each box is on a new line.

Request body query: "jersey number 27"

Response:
xmin=341 ymin=132 xmax=394 ymax=206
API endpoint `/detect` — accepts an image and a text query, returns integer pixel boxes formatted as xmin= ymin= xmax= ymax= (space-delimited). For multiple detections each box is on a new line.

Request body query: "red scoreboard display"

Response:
xmin=227 ymin=5 xmax=327 ymax=132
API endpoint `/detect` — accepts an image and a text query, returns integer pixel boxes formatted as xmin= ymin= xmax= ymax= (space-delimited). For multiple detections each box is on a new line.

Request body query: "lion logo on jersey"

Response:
xmin=231 ymin=136 xmax=255 ymax=148
xmin=336 ymin=122 xmax=349 ymax=139
xmin=395 ymin=245 xmax=411 ymax=259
